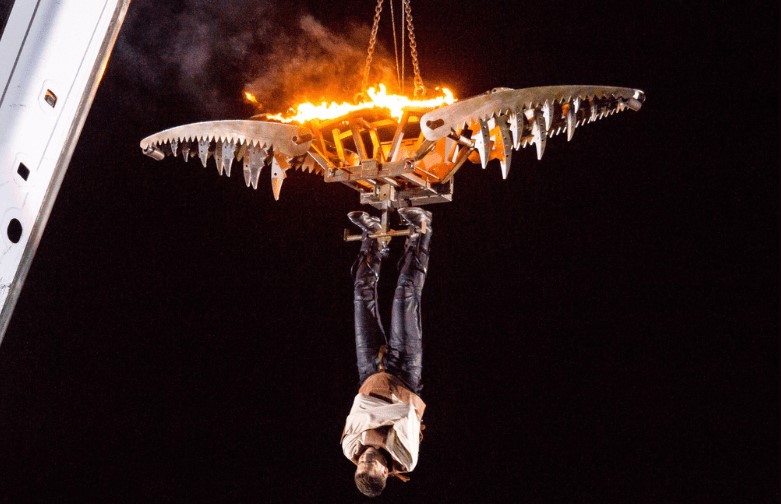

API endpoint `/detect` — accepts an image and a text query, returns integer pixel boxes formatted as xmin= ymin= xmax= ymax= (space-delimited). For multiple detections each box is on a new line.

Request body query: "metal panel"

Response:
xmin=0 ymin=0 xmax=131 ymax=342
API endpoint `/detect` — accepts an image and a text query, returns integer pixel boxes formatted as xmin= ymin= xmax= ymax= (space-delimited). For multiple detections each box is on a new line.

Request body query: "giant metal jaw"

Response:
xmin=140 ymin=85 xmax=644 ymax=208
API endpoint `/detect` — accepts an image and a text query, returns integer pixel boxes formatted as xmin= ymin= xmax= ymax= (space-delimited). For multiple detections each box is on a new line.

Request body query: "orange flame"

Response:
xmin=244 ymin=91 xmax=259 ymax=105
xmin=258 ymin=84 xmax=456 ymax=124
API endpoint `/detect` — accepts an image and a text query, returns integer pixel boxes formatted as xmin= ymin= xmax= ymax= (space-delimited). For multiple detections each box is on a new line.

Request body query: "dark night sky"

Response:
xmin=0 ymin=1 xmax=777 ymax=502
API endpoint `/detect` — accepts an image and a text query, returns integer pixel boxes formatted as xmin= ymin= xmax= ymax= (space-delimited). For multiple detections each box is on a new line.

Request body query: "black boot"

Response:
xmin=397 ymin=207 xmax=432 ymax=273
xmin=348 ymin=211 xmax=383 ymax=237
xmin=397 ymin=207 xmax=432 ymax=234
xmin=349 ymin=211 xmax=387 ymax=276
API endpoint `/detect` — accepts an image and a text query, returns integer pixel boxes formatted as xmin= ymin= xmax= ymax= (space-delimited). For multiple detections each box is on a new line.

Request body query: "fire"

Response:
xmin=244 ymin=91 xmax=259 ymax=105
xmin=257 ymin=84 xmax=456 ymax=124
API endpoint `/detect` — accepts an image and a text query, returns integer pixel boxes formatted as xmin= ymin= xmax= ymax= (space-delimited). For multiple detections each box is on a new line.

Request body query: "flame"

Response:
xmin=244 ymin=91 xmax=259 ymax=105
xmin=259 ymin=84 xmax=456 ymax=124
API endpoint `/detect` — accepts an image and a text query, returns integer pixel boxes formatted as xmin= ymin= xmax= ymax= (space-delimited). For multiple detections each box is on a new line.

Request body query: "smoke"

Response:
xmin=244 ymin=14 xmax=397 ymax=112
xmin=112 ymin=0 xmax=398 ymax=118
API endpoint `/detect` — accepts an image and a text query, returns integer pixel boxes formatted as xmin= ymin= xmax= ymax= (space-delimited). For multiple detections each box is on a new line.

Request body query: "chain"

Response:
xmin=404 ymin=0 xmax=425 ymax=96
xmin=362 ymin=0 xmax=384 ymax=93
xmin=400 ymin=0 xmax=405 ymax=94
xmin=362 ymin=0 xmax=426 ymax=97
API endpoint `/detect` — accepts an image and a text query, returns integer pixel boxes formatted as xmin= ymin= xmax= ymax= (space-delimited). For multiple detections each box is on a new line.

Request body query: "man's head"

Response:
xmin=354 ymin=447 xmax=389 ymax=497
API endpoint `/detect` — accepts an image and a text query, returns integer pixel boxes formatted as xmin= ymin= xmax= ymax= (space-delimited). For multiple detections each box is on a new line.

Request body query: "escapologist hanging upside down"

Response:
xmin=341 ymin=206 xmax=432 ymax=497
xmin=139 ymin=80 xmax=644 ymax=494
xmin=137 ymin=5 xmax=645 ymax=497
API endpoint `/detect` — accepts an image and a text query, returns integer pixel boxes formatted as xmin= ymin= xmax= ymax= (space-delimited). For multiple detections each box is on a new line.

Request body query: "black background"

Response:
xmin=1 ymin=1 xmax=777 ymax=502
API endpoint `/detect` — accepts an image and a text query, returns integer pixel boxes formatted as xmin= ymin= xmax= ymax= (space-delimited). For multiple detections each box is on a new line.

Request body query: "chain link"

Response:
xmin=404 ymin=0 xmax=425 ymax=96
xmin=362 ymin=0 xmax=425 ymax=97
xmin=362 ymin=0 xmax=384 ymax=93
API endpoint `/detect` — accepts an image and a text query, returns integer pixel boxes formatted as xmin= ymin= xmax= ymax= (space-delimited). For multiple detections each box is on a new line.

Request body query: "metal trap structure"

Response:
xmin=141 ymin=85 xmax=644 ymax=241
xmin=140 ymin=0 xmax=644 ymax=243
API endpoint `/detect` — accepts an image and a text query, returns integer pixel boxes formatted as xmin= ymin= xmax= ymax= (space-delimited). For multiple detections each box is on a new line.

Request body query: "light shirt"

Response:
xmin=341 ymin=392 xmax=422 ymax=472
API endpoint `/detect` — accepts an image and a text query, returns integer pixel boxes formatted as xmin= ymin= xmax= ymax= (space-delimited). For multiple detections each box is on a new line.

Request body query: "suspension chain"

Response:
xmin=362 ymin=0 xmax=384 ymax=93
xmin=404 ymin=0 xmax=425 ymax=96
xmin=362 ymin=0 xmax=425 ymax=97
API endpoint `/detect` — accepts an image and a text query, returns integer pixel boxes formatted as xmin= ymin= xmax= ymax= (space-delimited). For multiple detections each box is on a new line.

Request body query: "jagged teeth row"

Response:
xmin=153 ymin=138 xmax=272 ymax=171
xmin=153 ymin=134 xmax=272 ymax=148
xmin=457 ymin=93 xmax=635 ymax=174
xmin=147 ymin=136 xmax=326 ymax=201
xmin=471 ymin=92 xmax=635 ymax=121
xmin=152 ymin=138 xmax=293 ymax=200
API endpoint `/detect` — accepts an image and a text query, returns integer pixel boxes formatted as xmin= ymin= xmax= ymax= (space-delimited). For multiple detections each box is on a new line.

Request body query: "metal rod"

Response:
xmin=388 ymin=111 xmax=409 ymax=161
xmin=344 ymin=215 xmax=427 ymax=242
xmin=349 ymin=121 xmax=369 ymax=161
xmin=343 ymin=227 xmax=413 ymax=242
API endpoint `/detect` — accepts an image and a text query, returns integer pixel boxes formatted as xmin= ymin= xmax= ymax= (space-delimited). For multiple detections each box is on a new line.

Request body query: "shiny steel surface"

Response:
xmin=139 ymin=85 xmax=645 ymax=209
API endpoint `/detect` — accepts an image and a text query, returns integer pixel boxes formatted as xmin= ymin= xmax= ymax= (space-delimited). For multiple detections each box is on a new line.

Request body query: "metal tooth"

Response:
xmin=509 ymin=110 xmax=522 ymax=150
xmin=496 ymin=116 xmax=513 ymax=179
xmin=474 ymin=119 xmax=490 ymax=169
xmin=244 ymin=144 xmax=264 ymax=189
xmin=300 ymin=155 xmax=315 ymax=173
xmin=589 ymin=101 xmax=598 ymax=122
xmin=170 ymin=139 xmax=179 ymax=157
xmin=198 ymin=139 xmax=209 ymax=167
xmin=271 ymin=178 xmax=284 ymax=201
xmin=213 ymin=141 xmax=224 ymax=175
xmin=567 ymin=103 xmax=577 ymax=142
xmin=243 ymin=157 xmax=251 ymax=186
xmin=542 ymin=100 xmax=552 ymax=131
xmin=182 ymin=144 xmax=190 ymax=162
xmin=501 ymin=151 xmax=512 ymax=179
xmin=221 ymin=141 xmax=236 ymax=177
xmin=250 ymin=167 xmax=261 ymax=189
xmin=573 ymin=96 xmax=581 ymax=114
xmin=533 ymin=109 xmax=547 ymax=160
xmin=270 ymin=155 xmax=286 ymax=201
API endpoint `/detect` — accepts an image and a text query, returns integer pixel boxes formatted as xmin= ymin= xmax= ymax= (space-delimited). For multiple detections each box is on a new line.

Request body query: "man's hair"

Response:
xmin=354 ymin=469 xmax=387 ymax=497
